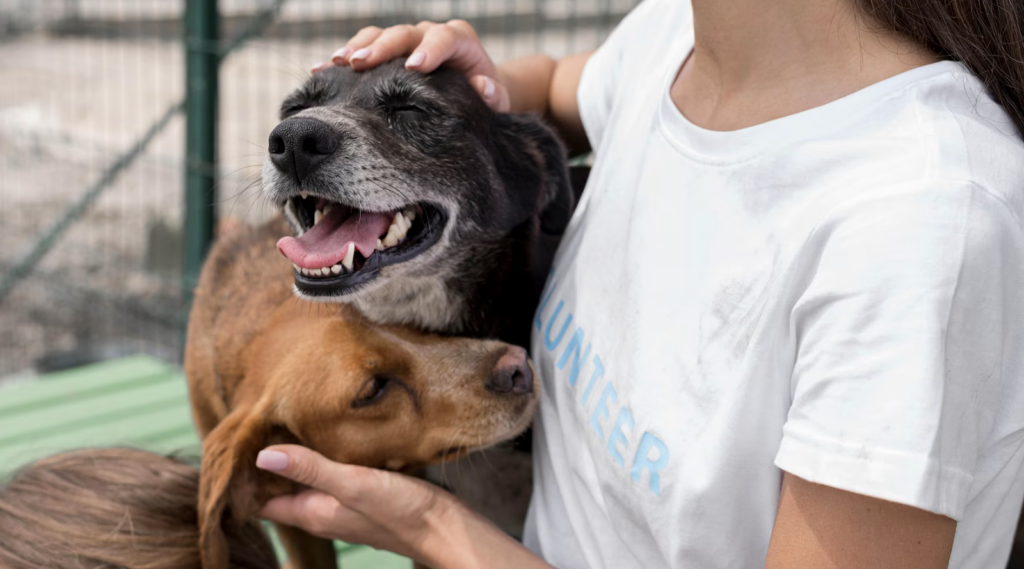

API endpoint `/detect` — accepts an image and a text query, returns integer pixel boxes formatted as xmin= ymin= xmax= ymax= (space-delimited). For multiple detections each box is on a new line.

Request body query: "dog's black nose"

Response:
xmin=268 ymin=117 xmax=338 ymax=184
xmin=486 ymin=346 xmax=534 ymax=395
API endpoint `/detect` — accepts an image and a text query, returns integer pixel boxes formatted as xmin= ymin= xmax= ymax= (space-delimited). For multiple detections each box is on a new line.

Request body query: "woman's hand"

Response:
xmin=255 ymin=445 xmax=451 ymax=562
xmin=255 ymin=445 xmax=554 ymax=569
xmin=313 ymin=20 xmax=592 ymax=154
xmin=312 ymin=20 xmax=511 ymax=112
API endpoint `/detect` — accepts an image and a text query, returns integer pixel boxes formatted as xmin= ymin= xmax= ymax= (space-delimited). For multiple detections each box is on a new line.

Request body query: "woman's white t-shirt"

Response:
xmin=522 ymin=1 xmax=1024 ymax=567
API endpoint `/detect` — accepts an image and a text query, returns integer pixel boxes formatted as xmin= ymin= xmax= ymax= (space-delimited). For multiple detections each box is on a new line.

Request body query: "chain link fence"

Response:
xmin=0 ymin=0 xmax=638 ymax=380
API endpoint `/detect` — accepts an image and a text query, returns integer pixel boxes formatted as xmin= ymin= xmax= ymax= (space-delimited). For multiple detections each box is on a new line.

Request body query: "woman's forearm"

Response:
xmin=498 ymin=54 xmax=557 ymax=114
xmin=421 ymin=498 xmax=554 ymax=569
xmin=498 ymin=51 xmax=593 ymax=155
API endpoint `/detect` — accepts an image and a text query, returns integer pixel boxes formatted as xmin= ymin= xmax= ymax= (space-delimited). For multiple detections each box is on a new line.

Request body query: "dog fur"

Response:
xmin=184 ymin=219 xmax=537 ymax=569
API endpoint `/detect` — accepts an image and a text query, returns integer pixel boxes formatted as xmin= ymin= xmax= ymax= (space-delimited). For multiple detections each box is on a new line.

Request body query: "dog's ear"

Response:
xmin=492 ymin=113 xmax=574 ymax=235
xmin=198 ymin=404 xmax=297 ymax=569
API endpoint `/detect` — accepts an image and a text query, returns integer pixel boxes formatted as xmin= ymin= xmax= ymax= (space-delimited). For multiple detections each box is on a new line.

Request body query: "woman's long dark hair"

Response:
xmin=859 ymin=0 xmax=1024 ymax=138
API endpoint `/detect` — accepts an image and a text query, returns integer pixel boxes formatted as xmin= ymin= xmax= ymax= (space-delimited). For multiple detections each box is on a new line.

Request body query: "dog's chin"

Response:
xmin=434 ymin=397 xmax=539 ymax=464
xmin=280 ymin=197 xmax=450 ymax=298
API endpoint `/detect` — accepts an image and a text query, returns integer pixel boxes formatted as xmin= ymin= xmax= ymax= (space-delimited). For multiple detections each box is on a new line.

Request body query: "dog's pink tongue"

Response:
xmin=277 ymin=208 xmax=393 ymax=269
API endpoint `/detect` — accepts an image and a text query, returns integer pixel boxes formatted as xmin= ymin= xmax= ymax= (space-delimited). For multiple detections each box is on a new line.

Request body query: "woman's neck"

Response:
xmin=673 ymin=0 xmax=940 ymax=131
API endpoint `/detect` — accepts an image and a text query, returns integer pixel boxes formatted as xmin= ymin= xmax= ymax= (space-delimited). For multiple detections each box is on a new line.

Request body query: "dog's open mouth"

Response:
xmin=276 ymin=193 xmax=447 ymax=295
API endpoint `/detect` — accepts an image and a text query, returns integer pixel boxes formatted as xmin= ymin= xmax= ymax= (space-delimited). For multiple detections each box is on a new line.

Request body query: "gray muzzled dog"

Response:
xmin=264 ymin=60 xmax=573 ymax=349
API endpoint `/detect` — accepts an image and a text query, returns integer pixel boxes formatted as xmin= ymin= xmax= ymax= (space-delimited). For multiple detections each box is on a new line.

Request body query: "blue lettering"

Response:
xmin=580 ymin=355 xmax=605 ymax=405
xmin=606 ymin=407 xmax=635 ymax=467
xmin=589 ymin=382 xmax=618 ymax=440
xmin=631 ymin=432 xmax=670 ymax=497
xmin=543 ymin=301 xmax=573 ymax=351
xmin=556 ymin=328 xmax=591 ymax=386
xmin=534 ymin=279 xmax=557 ymax=331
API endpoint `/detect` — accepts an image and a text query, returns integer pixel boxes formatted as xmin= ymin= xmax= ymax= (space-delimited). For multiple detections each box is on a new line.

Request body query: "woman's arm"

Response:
xmin=766 ymin=473 xmax=956 ymax=569
xmin=255 ymin=445 xmax=554 ymax=569
xmin=315 ymin=21 xmax=592 ymax=154
xmin=497 ymin=51 xmax=592 ymax=154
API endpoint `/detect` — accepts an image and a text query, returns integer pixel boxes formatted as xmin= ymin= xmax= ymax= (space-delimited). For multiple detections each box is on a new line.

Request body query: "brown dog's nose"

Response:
xmin=268 ymin=117 xmax=338 ymax=185
xmin=486 ymin=346 xmax=533 ymax=395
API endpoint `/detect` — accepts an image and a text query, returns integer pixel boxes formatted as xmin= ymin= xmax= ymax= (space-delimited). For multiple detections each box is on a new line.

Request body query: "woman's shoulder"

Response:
xmin=899 ymin=63 xmax=1024 ymax=204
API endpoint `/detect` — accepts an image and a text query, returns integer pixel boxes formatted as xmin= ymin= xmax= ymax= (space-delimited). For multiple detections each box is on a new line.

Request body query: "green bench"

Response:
xmin=0 ymin=355 xmax=410 ymax=569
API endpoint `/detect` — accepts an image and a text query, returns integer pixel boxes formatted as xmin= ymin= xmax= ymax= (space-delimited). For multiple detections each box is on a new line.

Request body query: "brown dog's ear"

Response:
xmin=198 ymin=405 xmax=297 ymax=569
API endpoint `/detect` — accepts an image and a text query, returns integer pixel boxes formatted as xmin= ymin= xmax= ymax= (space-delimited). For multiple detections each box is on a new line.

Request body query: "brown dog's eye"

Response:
xmin=352 ymin=376 xmax=392 ymax=408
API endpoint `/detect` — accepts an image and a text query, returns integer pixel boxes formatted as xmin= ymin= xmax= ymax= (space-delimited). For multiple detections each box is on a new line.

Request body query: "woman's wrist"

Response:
xmin=417 ymin=493 xmax=478 ymax=569
xmin=416 ymin=492 xmax=552 ymax=569
xmin=497 ymin=54 xmax=557 ymax=115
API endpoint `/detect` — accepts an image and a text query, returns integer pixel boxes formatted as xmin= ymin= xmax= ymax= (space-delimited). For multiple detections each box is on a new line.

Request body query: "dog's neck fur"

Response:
xmin=349 ymin=271 xmax=467 ymax=333
xmin=349 ymin=218 xmax=556 ymax=348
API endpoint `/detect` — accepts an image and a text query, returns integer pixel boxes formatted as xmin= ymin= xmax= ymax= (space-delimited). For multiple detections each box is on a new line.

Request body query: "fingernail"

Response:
xmin=331 ymin=46 xmax=352 ymax=62
xmin=482 ymin=76 xmax=496 ymax=100
xmin=406 ymin=51 xmax=426 ymax=68
xmin=256 ymin=450 xmax=289 ymax=472
xmin=310 ymin=61 xmax=330 ymax=74
xmin=350 ymin=47 xmax=371 ymax=61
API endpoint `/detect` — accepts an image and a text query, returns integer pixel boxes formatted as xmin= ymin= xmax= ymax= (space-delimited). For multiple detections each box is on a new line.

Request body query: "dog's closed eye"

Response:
xmin=280 ymin=102 xmax=309 ymax=118
xmin=387 ymin=103 xmax=426 ymax=118
xmin=352 ymin=375 xmax=393 ymax=408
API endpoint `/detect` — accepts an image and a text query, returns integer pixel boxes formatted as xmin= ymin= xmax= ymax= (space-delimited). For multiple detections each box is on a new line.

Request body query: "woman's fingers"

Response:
xmin=317 ymin=20 xmax=493 ymax=75
xmin=311 ymin=25 xmax=386 ymax=72
xmin=404 ymin=22 xmax=460 ymax=72
xmin=470 ymin=74 xmax=511 ymax=112
xmin=312 ymin=20 xmax=507 ymax=112
xmin=332 ymin=25 xmax=384 ymax=66
xmin=349 ymin=24 xmax=426 ymax=70
xmin=258 ymin=489 xmax=354 ymax=539
xmin=256 ymin=445 xmax=367 ymax=502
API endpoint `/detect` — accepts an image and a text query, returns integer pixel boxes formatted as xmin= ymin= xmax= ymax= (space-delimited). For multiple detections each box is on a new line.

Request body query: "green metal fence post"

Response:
xmin=183 ymin=0 xmax=218 ymax=320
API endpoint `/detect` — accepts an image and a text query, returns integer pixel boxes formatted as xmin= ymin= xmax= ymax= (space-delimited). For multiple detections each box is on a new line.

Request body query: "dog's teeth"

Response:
xmin=394 ymin=221 xmax=409 ymax=241
xmin=342 ymin=242 xmax=355 ymax=270
xmin=292 ymin=263 xmax=300 ymax=272
xmin=383 ymin=227 xmax=400 ymax=248
xmin=394 ymin=212 xmax=412 ymax=238
xmin=331 ymin=264 xmax=342 ymax=275
xmin=383 ymin=216 xmax=409 ymax=245
xmin=300 ymin=268 xmax=310 ymax=276
xmin=323 ymin=203 xmax=333 ymax=215
xmin=286 ymin=199 xmax=304 ymax=236
xmin=403 ymin=207 xmax=416 ymax=222
xmin=314 ymin=209 xmax=323 ymax=225
xmin=311 ymin=268 xmax=321 ymax=277
xmin=376 ymin=238 xmax=384 ymax=251
xmin=300 ymin=191 xmax=308 ymax=200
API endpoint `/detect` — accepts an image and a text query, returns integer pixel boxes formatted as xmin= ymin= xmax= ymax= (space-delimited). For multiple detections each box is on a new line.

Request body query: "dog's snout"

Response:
xmin=486 ymin=346 xmax=533 ymax=395
xmin=268 ymin=117 xmax=338 ymax=184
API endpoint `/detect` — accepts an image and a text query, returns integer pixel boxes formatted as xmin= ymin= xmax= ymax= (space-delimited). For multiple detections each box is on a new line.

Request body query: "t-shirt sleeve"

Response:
xmin=576 ymin=0 xmax=665 ymax=155
xmin=775 ymin=182 xmax=1024 ymax=521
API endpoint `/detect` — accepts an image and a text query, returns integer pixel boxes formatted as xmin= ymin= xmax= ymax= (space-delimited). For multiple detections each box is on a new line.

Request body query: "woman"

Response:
xmin=255 ymin=0 xmax=1024 ymax=567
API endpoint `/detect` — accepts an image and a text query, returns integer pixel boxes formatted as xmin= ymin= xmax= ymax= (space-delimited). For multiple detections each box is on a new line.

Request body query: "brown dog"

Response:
xmin=184 ymin=219 xmax=537 ymax=569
